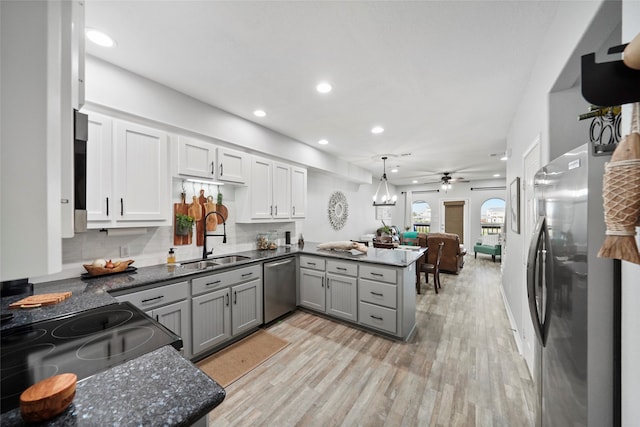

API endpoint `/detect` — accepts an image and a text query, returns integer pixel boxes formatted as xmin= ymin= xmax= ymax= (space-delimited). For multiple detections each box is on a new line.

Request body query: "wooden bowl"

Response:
xmin=20 ymin=373 xmax=77 ymax=422
xmin=82 ymin=259 xmax=134 ymax=276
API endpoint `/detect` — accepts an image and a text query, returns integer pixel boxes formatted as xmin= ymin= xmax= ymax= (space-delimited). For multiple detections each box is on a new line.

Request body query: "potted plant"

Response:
xmin=175 ymin=214 xmax=195 ymax=236
xmin=377 ymin=221 xmax=393 ymax=242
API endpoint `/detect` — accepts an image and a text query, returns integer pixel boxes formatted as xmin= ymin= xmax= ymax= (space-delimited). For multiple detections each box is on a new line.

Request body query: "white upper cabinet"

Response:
xmin=272 ymin=162 xmax=291 ymax=219
xmin=86 ymin=113 xmax=113 ymax=222
xmin=236 ymin=155 xmax=306 ymax=222
xmin=291 ymin=166 xmax=307 ymax=218
xmin=173 ymin=138 xmax=247 ymax=184
xmin=86 ymin=112 xmax=170 ymax=228
xmin=248 ymin=156 xmax=273 ymax=220
xmin=177 ymin=136 xmax=216 ymax=179
xmin=115 ymin=120 xmax=169 ymax=221
xmin=216 ymin=147 xmax=247 ymax=184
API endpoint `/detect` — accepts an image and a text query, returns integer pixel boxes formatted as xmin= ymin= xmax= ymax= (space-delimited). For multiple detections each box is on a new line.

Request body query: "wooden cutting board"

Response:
xmin=173 ymin=192 xmax=191 ymax=246
xmin=9 ymin=292 xmax=72 ymax=309
xmin=216 ymin=203 xmax=229 ymax=222
xmin=196 ymin=190 xmax=208 ymax=247
xmin=205 ymin=196 xmax=218 ymax=232
xmin=20 ymin=373 xmax=77 ymax=422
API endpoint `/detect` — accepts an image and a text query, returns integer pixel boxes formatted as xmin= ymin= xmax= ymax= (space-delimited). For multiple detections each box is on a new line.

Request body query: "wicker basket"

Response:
xmin=82 ymin=260 xmax=135 ymax=276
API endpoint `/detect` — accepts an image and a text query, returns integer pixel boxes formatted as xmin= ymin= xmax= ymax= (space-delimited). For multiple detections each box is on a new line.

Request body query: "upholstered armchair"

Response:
xmin=426 ymin=232 xmax=466 ymax=274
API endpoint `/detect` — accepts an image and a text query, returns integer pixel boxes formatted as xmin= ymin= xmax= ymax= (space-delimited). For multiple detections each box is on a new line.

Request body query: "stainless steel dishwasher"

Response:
xmin=263 ymin=256 xmax=296 ymax=323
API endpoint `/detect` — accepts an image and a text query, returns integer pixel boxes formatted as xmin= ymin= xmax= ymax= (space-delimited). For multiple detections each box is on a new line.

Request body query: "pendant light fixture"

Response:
xmin=372 ymin=156 xmax=397 ymax=206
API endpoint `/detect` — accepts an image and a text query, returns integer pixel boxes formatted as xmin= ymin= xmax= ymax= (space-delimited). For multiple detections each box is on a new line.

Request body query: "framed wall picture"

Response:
xmin=375 ymin=205 xmax=392 ymax=221
xmin=510 ymin=177 xmax=520 ymax=234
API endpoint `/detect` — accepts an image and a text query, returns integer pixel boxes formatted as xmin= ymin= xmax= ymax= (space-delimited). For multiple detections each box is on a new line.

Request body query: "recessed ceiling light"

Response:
xmin=494 ymin=173 xmax=501 ymax=177
xmin=318 ymin=139 xmax=328 ymax=145
xmin=371 ymin=126 xmax=384 ymax=134
xmin=412 ymin=180 xmax=418 ymax=184
xmin=86 ymin=28 xmax=115 ymax=47
xmin=391 ymin=168 xmax=398 ymax=173
xmin=316 ymin=82 xmax=332 ymax=94
xmin=500 ymin=155 xmax=508 ymax=161
xmin=253 ymin=110 xmax=266 ymax=117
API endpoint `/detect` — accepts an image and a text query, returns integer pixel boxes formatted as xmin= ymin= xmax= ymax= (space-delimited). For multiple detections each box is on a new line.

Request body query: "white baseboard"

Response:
xmin=500 ymin=284 xmax=523 ymax=355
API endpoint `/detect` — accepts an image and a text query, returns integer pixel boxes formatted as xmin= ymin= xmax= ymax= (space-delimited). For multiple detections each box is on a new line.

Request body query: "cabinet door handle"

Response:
xmin=370 ymin=315 xmax=383 ymax=321
xmin=270 ymin=205 xmax=273 ymax=216
xmin=225 ymin=292 xmax=229 ymax=306
xmin=308 ymin=262 xmax=316 ymax=266
xmin=370 ymin=291 xmax=383 ymax=297
xmin=106 ymin=197 xmax=109 ymax=216
xmin=327 ymin=279 xmax=330 ymax=289
xmin=293 ymin=206 xmax=295 ymax=216
xmin=220 ymin=163 xmax=223 ymax=176
xmin=141 ymin=295 xmax=164 ymax=304
xmin=370 ymin=272 xmax=383 ymax=277
xmin=234 ymin=291 xmax=237 ymax=304
xmin=120 ymin=198 xmax=124 ymax=216
xmin=156 ymin=314 xmax=159 ymax=321
xmin=321 ymin=277 xmax=324 ymax=288
xmin=206 ymin=280 xmax=221 ymax=286
xmin=241 ymin=272 xmax=253 ymax=278
xmin=275 ymin=205 xmax=278 ymax=216
xmin=211 ymin=161 xmax=215 ymax=175
xmin=336 ymin=267 xmax=347 ymax=271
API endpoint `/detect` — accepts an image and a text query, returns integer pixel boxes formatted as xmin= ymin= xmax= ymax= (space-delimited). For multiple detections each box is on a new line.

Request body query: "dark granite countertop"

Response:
xmin=0 ymin=346 xmax=225 ymax=426
xmin=1 ymin=242 xmax=423 ymax=330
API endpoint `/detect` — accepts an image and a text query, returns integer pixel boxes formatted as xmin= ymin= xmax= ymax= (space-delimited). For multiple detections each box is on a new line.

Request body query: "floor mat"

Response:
xmin=196 ymin=329 xmax=289 ymax=387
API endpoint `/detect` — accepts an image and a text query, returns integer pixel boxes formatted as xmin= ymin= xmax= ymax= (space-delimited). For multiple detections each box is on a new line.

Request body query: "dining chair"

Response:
xmin=420 ymin=241 xmax=444 ymax=294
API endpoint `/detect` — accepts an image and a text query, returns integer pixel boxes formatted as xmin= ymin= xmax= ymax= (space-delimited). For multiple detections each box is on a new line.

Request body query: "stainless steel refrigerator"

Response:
xmin=527 ymin=143 xmax=619 ymax=426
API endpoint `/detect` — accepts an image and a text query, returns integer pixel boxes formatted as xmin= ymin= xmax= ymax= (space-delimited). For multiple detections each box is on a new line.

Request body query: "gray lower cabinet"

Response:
xmin=357 ymin=263 xmax=416 ymax=340
xmin=358 ymin=264 xmax=398 ymax=335
xmin=114 ymin=280 xmax=191 ymax=359
xmin=325 ymin=259 xmax=357 ymax=322
xmin=299 ymin=267 xmax=325 ymax=311
xmin=192 ymin=287 xmax=231 ymax=354
xmin=299 ymin=256 xmax=358 ymax=323
xmin=191 ymin=264 xmax=263 ymax=357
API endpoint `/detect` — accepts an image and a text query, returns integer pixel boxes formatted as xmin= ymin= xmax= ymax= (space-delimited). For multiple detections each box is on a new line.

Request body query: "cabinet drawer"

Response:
xmin=359 ymin=301 xmax=397 ymax=334
xmin=326 ymin=260 xmax=357 ymax=277
xmin=299 ymin=256 xmax=325 ymax=271
xmin=192 ymin=264 xmax=261 ymax=296
xmin=116 ymin=281 xmax=188 ymax=310
xmin=359 ymin=264 xmax=397 ymax=284
xmin=359 ymin=279 xmax=397 ymax=309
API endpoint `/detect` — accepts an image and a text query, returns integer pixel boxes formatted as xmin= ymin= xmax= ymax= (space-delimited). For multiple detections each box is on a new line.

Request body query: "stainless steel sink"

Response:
xmin=210 ymin=255 xmax=252 ymax=264
xmin=180 ymin=260 xmax=220 ymax=269
xmin=180 ymin=255 xmax=252 ymax=270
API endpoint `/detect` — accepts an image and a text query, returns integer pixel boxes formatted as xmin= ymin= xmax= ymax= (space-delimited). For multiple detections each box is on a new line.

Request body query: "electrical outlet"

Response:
xmin=120 ymin=245 xmax=130 ymax=258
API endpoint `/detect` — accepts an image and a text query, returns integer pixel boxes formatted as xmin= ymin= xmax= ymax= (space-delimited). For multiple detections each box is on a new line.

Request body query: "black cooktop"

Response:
xmin=0 ymin=301 xmax=182 ymax=413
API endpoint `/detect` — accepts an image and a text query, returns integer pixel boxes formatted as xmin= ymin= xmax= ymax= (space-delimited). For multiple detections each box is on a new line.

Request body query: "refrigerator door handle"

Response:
xmin=527 ymin=216 xmax=547 ymax=346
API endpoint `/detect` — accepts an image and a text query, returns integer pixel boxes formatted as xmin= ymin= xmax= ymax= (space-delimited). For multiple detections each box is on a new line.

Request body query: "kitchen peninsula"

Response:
xmin=0 ymin=243 xmax=423 ymax=425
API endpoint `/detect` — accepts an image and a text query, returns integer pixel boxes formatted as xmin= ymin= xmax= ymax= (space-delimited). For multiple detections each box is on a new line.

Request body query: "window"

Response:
xmin=412 ymin=200 xmax=431 ymax=233
xmin=480 ymin=198 xmax=505 ymax=235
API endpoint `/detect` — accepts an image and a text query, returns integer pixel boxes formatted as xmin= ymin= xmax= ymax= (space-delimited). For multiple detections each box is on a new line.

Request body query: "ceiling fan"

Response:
xmin=416 ymin=171 xmax=470 ymax=185
xmin=440 ymin=172 xmax=469 ymax=184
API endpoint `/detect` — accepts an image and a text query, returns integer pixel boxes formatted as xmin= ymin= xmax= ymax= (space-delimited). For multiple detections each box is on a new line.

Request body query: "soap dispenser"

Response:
xmin=167 ymin=248 xmax=176 ymax=264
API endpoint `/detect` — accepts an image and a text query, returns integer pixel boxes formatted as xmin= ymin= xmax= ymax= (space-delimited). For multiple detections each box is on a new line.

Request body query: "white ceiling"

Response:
xmin=84 ymin=1 xmax=559 ymax=186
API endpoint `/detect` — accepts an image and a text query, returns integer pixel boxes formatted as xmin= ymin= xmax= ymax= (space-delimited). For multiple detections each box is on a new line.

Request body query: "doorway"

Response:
xmin=444 ymin=200 xmax=465 ymax=244
xmin=522 ymin=135 xmax=541 ymax=376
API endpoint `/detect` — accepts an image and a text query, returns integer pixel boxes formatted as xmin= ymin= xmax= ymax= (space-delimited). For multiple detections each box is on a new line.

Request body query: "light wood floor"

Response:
xmin=208 ymin=256 xmax=535 ymax=426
